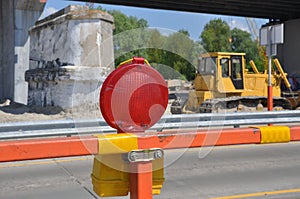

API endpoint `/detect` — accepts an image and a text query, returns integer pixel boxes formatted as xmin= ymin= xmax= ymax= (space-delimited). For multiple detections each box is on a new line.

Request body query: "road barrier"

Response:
xmin=0 ymin=126 xmax=291 ymax=198
xmin=1 ymin=125 xmax=300 ymax=163
xmin=1 ymin=125 xmax=300 ymax=199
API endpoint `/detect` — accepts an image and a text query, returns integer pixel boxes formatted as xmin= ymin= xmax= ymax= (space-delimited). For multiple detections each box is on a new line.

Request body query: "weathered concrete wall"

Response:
xmin=14 ymin=0 xmax=45 ymax=104
xmin=0 ymin=0 xmax=15 ymax=100
xmin=25 ymin=64 xmax=107 ymax=110
xmin=277 ymin=19 xmax=300 ymax=75
xmin=29 ymin=5 xmax=114 ymax=68
xmin=0 ymin=0 xmax=45 ymax=104
xmin=26 ymin=5 xmax=114 ymax=111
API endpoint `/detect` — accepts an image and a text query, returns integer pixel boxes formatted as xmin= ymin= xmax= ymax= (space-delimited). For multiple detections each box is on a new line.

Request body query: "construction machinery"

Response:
xmin=171 ymin=52 xmax=296 ymax=114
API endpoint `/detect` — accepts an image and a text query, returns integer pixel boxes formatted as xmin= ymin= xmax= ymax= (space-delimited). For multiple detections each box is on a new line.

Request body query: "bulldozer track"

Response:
xmin=199 ymin=96 xmax=292 ymax=113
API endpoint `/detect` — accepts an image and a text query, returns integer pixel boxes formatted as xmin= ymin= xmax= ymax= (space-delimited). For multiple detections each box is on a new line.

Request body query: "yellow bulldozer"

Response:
xmin=170 ymin=52 xmax=298 ymax=114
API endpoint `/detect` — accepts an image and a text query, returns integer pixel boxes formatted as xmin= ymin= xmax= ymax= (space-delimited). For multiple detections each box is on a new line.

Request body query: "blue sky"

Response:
xmin=42 ymin=0 xmax=268 ymax=40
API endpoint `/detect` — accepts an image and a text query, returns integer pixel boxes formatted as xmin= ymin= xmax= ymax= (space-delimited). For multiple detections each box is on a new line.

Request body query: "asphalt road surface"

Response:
xmin=1 ymin=142 xmax=300 ymax=199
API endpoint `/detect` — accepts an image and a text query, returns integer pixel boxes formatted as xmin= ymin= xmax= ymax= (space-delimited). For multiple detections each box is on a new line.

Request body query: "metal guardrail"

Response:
xmin=1 ymin=110 xmax=300 ymax=139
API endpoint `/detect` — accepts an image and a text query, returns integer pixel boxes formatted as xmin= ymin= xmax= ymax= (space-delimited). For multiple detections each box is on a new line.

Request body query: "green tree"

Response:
xmin=231 ymin=28 xmax=255 ymax=57
xmin=178 ymin=29 xmax=190 ymax=37
xmin=231 ymin=28 xmax=258 ymax=67
xmin=145 ymin=29 xmax=167 ymax=64
xmin=101 ymin=9 xmax=200 ymax=80
xmin=107 ymin=10 xmax=150 ymax=65
xmin=230 ymin=28 xmax=267 ymax=71
xmin=108 ymin=10 xmax=149 ymax=35
xmin=163 ymin=30 xmax=197 ymax=80
xmin=200 ymin=19 xmax=232 ymax=52
xmin=200 ymin=19 xmax=266 ymax=72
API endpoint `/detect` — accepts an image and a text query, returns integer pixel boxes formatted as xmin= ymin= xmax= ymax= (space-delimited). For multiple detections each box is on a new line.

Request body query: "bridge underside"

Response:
xmin=83 ymin=0 xmax=300 ymax=21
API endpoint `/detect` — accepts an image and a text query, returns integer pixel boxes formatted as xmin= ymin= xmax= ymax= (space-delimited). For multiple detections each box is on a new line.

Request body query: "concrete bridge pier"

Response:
xmin=277 ymin=19 xmax=300 ymax=76
xmin=0 ymin=0 xmax=46 ymax=104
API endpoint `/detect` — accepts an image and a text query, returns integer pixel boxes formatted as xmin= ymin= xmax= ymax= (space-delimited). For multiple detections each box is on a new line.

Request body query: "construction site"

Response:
xmin=2 ymin=1 xmax=300 ymax=199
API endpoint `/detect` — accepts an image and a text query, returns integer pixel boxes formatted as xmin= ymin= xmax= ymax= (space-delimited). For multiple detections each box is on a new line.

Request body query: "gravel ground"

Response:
xmin=0 ymin=99 xmax=101 ymax=123
xmin=0 ymin=99 xmax=172 ymax=123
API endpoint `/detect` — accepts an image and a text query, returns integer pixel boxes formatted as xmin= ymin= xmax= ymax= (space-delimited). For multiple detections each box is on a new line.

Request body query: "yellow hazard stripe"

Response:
xmin=259 ymin=126 xmax=290 ymax=144
xmin=94 ymin=133 xmax=138 ymax=155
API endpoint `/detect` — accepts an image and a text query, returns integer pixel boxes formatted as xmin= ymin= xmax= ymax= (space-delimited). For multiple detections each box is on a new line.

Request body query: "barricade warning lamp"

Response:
xmin=100 ymin=57 xmax=168 ymax=133
xmin=92 ymin=57 xmax=168 ymax=198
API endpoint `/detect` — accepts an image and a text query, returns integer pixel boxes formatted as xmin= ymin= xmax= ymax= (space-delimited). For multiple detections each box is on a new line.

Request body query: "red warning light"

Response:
xmin=100 ymin=57 xmax=168 ymax=133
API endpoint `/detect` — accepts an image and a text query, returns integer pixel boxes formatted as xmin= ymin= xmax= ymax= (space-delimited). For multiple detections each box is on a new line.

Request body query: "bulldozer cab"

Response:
xmin=198 ymin=52 xmax=245 ymax=93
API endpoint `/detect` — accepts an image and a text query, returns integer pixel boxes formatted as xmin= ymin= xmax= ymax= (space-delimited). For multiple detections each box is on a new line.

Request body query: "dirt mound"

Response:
xmin=0 ymin=99 xmax=67 ymax=123
xmin=0 ymin=99 xmax=104 ymax=123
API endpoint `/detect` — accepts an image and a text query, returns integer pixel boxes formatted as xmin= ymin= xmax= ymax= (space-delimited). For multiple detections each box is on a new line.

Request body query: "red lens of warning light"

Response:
xmin=100 ymin=60 xmax=168 ymax=133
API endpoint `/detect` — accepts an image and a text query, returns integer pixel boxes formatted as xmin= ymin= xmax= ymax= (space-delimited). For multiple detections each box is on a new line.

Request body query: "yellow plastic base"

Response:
xmin=92 ymin=134 xmax=165 ymax=197
xmin=92 ymin=154 xmax=129 ymax=197
xmin=152 ymin=158 xmax=165 ymax=195
xmin=92 ymin=177 xmax=129 ymax=197
xmin=92 ymin=154 xmax=165 ymax=197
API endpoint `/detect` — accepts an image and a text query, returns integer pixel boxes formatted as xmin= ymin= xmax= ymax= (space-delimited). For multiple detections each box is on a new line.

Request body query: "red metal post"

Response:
xmin=130 ymin=161 xmax=153 ymax=199
xmin=268 ymin=85 xmax=273 ymax=126
xmin=267 ymin=85 xmax=273 ymax=111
